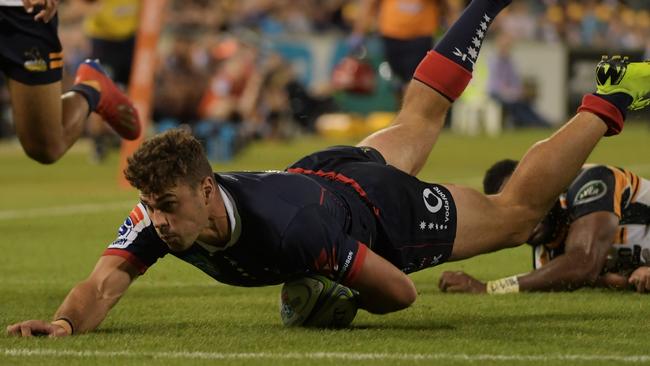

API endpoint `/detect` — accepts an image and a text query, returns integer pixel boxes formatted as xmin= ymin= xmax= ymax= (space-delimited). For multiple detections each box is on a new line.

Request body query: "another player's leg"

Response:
xmin=73 ymin=59 xmax=141 ymax=141
xmin=448 ymin=57 xmax=650 ymax=260
xmin=10 ymin=60 xmax=140 ymax=164
xmin=9 ymin=79 xmax=88 ymax=164
xmin=358 ymin=0 xmax=511 ymax=175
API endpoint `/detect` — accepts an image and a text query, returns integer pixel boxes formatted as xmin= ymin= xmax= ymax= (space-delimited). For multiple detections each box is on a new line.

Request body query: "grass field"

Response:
xmin=1 ymin=125 xmax=650 ymax=365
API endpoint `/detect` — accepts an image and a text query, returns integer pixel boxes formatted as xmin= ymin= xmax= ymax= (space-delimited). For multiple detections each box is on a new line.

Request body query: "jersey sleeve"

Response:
xmin=565 ymin=166 xmax=620 ymax=221
xmin=103 ymin=203 xmax=169 ymax=274
xmin=281 ymin=204 xmax=368 ymax=286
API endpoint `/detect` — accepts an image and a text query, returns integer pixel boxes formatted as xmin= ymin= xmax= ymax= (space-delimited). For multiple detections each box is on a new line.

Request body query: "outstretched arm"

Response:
xmin=440 ymin=211 xmax=618 ymax=293
xmin=7 ymin=255 xmax=138 ymax=337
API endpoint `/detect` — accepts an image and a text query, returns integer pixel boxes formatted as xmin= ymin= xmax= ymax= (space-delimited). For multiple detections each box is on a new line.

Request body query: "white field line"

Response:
xmin=0 ymin=201 xmax=134 ymax=221
xmin=3 ymin=348 xmax=650 ymax=363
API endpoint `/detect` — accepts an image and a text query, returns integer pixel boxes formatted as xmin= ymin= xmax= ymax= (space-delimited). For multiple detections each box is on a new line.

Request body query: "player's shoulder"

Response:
xmin=567 ymin=165 xmax=617 ymax=199
xmin=108 ymin=203 xmax=154 ymax=250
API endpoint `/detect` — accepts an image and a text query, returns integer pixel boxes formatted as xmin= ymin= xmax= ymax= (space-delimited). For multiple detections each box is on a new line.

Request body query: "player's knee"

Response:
xmin=22 ymin=143 xmax=64 ymax=164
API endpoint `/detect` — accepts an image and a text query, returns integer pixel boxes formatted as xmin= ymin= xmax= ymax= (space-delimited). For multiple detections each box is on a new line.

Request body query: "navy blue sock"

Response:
xmin=593 ymin=92 xmax=632 ymax=119
xmin=434 ymin=0 xmax=512 ymax=72
xmin=70 ymin=84 xmax=100 ymax=114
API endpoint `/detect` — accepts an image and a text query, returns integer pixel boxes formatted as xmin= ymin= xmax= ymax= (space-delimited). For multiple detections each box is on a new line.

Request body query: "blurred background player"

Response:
xmin=487 ymin=33 xmax=550 ymax=128
xmin=439 ymin=161 xmax=650 ymax=294
xmin=77 ymin=0 xmax=141 ymax=162
xmin=0 ymin=0 xmax=140 ymax=164
xmin=349 ymin=0 xmax=450 ymax=98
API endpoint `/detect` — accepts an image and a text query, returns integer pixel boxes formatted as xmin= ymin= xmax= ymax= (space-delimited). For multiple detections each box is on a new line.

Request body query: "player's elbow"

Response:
xmin=364 ymin=278 xmax=417 ymax=314
xmin=357 ymin=277 xmax=417 ymax=314
xmin=392 ymin=280 xmax=418 ymax=311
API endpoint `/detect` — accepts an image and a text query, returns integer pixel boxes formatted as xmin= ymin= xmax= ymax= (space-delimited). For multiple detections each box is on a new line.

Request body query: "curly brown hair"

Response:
xmin=124 ymin=128 xmax=213 ymax=195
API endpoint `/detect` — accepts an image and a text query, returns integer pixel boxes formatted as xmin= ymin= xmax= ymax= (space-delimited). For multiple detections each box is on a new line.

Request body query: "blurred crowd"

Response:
xmin=0 ymin=0 xmax=649 ymax=161
xmin=496 ymin=0 xmax=650 ymax=52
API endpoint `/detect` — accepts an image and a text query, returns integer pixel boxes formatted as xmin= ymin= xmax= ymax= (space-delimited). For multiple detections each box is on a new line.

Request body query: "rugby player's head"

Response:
xmin=125 ymin=128 xmax=212 ymax=195
xmin=484 ymin=159 xmax=569 ymax=247
xmin=483 ymin=159 xmax=518 ymax=194
xmin=125 ymin=128 xmax=216 ymax=251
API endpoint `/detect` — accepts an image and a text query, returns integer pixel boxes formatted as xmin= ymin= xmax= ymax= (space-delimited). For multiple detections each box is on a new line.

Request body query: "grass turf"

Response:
xmin=1 ymin=125 xmax=650 ymax=365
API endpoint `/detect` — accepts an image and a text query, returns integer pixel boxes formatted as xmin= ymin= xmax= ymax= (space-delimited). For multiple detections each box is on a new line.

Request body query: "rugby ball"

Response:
xmin=280 ymin=275 xmax=358 ymax=328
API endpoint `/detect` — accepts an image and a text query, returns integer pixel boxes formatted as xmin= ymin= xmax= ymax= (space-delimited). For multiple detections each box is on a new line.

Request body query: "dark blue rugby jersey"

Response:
xmin=103 ymin=171 xmax=376 ymax=287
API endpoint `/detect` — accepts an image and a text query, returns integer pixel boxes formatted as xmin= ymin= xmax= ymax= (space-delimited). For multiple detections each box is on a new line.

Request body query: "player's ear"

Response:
xmin=201 ymin=176 xmax=214 ymax=204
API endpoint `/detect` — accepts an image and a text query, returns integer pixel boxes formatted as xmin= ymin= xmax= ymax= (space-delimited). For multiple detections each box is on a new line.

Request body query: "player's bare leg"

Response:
xmin=448 ymin=112 xmax=607 ymax=260
xmin=8 ymin=59 xmax=140 ymax=165
xmin=359 ymin=0 xmax=511 ymax=175
xmin=350 ymin=0 xmax=514 ymax=312
xmin=9 ymin=79 xmax=88 ymax=164
xmin=357 ymin=80 xmax=450 ymax=175
xmin=449 ymin=57 xmax=650 ymax=260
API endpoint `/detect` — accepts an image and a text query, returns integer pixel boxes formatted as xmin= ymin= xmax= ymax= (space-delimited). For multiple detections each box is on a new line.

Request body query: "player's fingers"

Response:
xmin=438 ymin=272 xmax=453 ymax=290
xmin=439 ymin=272 xmax=461 ymax=290
xmin=22 ymin=0 xmax=35 ymax=13
xmin=438 ymin=276 xmax=448 ymax=291
xmin=43 ymin=0 xmax=58 ymax=22
xmin=20 ymin=324 xmax=33 ymax=337
xmin=444 ymin=283 xmax=467 ymax=293
xmin=6 ymin=323 xmax=20 ymax=336
xmin=643 ymin=277 xmax=650 ymax=294
xmin=32 ymin=0 xmax=55 ymax=22
xmin=634 ymin=278 xmax=644 ymax=293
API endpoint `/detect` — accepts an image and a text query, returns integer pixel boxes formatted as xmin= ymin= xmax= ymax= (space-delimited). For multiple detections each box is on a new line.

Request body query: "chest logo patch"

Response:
xmin=574 ymin=180 xmax=608 ymax=206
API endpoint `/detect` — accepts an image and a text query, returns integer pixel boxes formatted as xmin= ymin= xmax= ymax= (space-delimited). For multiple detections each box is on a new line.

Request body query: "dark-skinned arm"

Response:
xmin=440 ymin=211 xmax=619 ymax=293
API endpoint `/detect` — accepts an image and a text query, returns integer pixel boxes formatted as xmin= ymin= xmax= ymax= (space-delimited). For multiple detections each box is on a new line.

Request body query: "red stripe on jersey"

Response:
xmin=103 ymin=248 xmax=148 ymax=274
xmin=129 ymin=205 xmax=144 ymax=225
xmin=343 ymin=242 xmax=368 ymax=286
xmin=287 ymin=168 xmax=380 ymax=216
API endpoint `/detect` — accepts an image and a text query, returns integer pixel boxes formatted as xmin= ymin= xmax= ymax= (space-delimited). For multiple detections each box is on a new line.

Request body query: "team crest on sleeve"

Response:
xmin=573 ymin=180 xmax=607 ymax=206
xmin=109 ymin=204 xmax=151 ymax=249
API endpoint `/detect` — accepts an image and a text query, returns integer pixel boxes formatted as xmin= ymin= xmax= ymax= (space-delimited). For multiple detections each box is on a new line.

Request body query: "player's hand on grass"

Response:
xmin=595 ymin=272 xmax=629 ymax=290
xmin=6 ymin=320 xmax=70 ymax=338
xmin=438 ymin=271 xmax=487 ymax=294
xmin=22 ymin=0 xmax=59 ymax=23
xmin=628 ymin=267 xmax=650 ymax=293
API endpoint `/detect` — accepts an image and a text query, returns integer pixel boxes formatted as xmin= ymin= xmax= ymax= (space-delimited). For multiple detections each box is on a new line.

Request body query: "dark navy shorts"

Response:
xmin=0 ymin=7 xmax=62 ymax=85
xmin=288 ymin=145 xmax=457 ymax=274
xmin=90 ymin=36 xmax=135 ymax=85
xmin=381 ymin=35 xmax=434 ymax=83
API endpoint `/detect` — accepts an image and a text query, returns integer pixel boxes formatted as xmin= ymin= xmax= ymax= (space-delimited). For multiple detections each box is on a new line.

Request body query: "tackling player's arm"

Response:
xmin=6 ymin=255 xmax=138 ymax=337
xmin=440 ymin=211 xmax=618 ymax=293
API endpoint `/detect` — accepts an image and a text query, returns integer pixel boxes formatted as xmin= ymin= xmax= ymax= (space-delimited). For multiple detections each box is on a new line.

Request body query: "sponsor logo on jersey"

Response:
xmin=423 ymin=188 xmax=443 ymax=213
xmin=341 ymin=250 xmax=354 ymax=273
xmin=422 ymin=186 xmax=450 ymax=223
xmin=573 ymin=180 xmax=608 ymax=206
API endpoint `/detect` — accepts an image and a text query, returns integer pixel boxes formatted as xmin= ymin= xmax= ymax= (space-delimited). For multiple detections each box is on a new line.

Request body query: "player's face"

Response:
xmin=140 ymin=183 xmax=209 ymax=251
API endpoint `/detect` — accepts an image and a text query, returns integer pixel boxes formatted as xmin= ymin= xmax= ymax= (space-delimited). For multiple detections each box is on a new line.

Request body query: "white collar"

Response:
xmin=219 ymin=184 xmax=241 ymax=247
xmin=196 ymin=184 xmax=241 ymax=253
